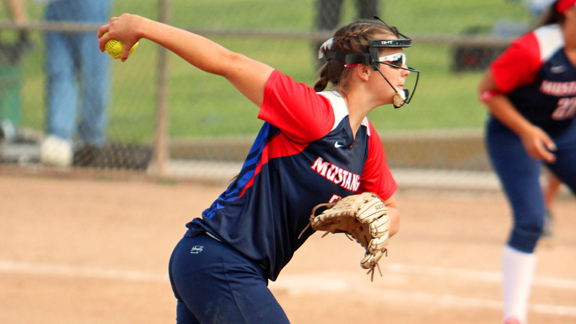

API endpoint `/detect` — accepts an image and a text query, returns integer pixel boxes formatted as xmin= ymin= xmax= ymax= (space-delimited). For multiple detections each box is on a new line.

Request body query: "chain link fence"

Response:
xmin=0 ymin=0 xmax=542 ymax=183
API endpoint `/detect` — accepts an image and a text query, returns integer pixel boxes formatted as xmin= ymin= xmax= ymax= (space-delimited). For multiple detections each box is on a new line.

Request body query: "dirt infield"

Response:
xmin=0 ymin=175 xmax=574 ymax=324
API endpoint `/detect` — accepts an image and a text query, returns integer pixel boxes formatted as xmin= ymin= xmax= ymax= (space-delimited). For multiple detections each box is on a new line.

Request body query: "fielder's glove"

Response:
xmin=300 ymin=192 xmax=390 ymax=281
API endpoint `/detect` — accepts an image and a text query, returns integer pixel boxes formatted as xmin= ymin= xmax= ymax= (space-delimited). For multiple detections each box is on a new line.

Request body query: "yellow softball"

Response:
xmin=103 ymin=32 xmax=139 ymax=59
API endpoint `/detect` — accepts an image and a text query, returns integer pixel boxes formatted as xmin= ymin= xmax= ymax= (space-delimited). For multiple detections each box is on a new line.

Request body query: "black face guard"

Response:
xmin=324 ymin=19 xmax=420 ymax=108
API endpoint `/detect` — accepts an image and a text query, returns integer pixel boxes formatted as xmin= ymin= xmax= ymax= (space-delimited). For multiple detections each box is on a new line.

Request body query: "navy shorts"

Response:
xmin=168 ymin=232 xmax=290 ymax=324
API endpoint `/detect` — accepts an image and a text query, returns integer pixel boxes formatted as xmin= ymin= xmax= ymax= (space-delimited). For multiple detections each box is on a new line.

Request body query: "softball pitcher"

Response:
xmin=98 ymin=14 xmax=419 ymax=324
xmin=478 ymin=1 xmax=576 ymax=323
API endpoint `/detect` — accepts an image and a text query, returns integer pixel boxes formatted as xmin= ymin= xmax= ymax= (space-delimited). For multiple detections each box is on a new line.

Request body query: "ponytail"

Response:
xmin=314 ymin=67 xmax=330 ymax=92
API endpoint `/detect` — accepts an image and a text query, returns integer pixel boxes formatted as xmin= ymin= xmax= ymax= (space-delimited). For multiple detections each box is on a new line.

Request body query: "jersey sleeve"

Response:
xmin=356 ymin=121 xmax=397 ymax=201
xmin=489 ymin=32 xmax=541 ymax=93
xmin=258 ymin=70 xmax=335 ymax=143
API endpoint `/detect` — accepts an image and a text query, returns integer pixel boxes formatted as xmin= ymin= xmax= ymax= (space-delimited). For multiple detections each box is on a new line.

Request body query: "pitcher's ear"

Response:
xmin=357 ymin=64 xmax=371 ymax=81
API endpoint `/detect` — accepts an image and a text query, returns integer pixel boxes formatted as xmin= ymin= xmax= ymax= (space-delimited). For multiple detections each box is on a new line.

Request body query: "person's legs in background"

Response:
xmin=78 ymin=0 xmax=110 ymax=148
xmin=41 ymin=0 xmax=112 ymax=167
xmin=78 ymin=32 xmax=109 ymax=148
xmin=486 ymin=118 xmax=545 ymax=324
xmin=41 ymin=3 xmax=76 ymax=167
xmin=74 ymin=0 xmax=111 ymax=166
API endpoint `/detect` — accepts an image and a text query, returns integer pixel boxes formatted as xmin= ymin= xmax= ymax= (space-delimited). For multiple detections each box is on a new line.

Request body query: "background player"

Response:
xmin=478 ymin=1 xmax=576 ymax=323
xmin=98 ymin=14 xmax=418 ymax=324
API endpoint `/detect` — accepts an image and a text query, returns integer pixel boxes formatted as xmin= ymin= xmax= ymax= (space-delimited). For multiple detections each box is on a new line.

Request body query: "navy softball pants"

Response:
xmin=486 ymin=117 xmax=576 ymax=253
xmin=168 ymin=231 xmax=290 ymax=324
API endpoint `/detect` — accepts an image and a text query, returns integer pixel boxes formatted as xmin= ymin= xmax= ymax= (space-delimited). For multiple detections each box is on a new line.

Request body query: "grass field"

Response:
xmin=9 ymin=0 xmax=536 ymax=143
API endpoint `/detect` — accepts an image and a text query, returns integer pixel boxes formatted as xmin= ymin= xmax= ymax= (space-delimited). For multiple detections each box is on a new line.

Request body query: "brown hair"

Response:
xmin=314 ymin=20 xmax=400 ymax=92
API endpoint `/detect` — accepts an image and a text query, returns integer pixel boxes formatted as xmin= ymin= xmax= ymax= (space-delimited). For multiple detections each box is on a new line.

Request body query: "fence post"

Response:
xmin=153 ymin=0 xmax=171 ymax=179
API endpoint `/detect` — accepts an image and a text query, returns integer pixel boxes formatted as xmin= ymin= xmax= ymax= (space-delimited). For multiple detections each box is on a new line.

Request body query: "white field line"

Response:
xmin=362 ymin=288 xmax=576 ymax=316
xmin=1 ymin=259 xmax=575 ymax=316
xmin=383 ymin=263 xmax=576 ymax=290
xmin=269 ymin=271 xmax=576 ymax=317
xmin=2 ymin=260 xmax=575 ymax=289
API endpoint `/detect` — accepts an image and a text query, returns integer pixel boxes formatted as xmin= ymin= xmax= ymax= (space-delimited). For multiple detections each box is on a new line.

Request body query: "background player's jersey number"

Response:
xmin=552 ymin=97 xmax=576 ymax=120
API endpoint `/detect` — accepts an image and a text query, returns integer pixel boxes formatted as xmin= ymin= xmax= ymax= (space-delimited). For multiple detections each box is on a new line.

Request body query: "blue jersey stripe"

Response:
xmin=219 ymin=123 xmax=273 ymax=201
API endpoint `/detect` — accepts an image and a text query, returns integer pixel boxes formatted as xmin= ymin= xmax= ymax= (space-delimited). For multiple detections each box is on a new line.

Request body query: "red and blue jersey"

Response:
xmin=187 ymin=70 xmax=397 ymax=281
xmin=490 ymin=24 xmax=576 ymax=134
